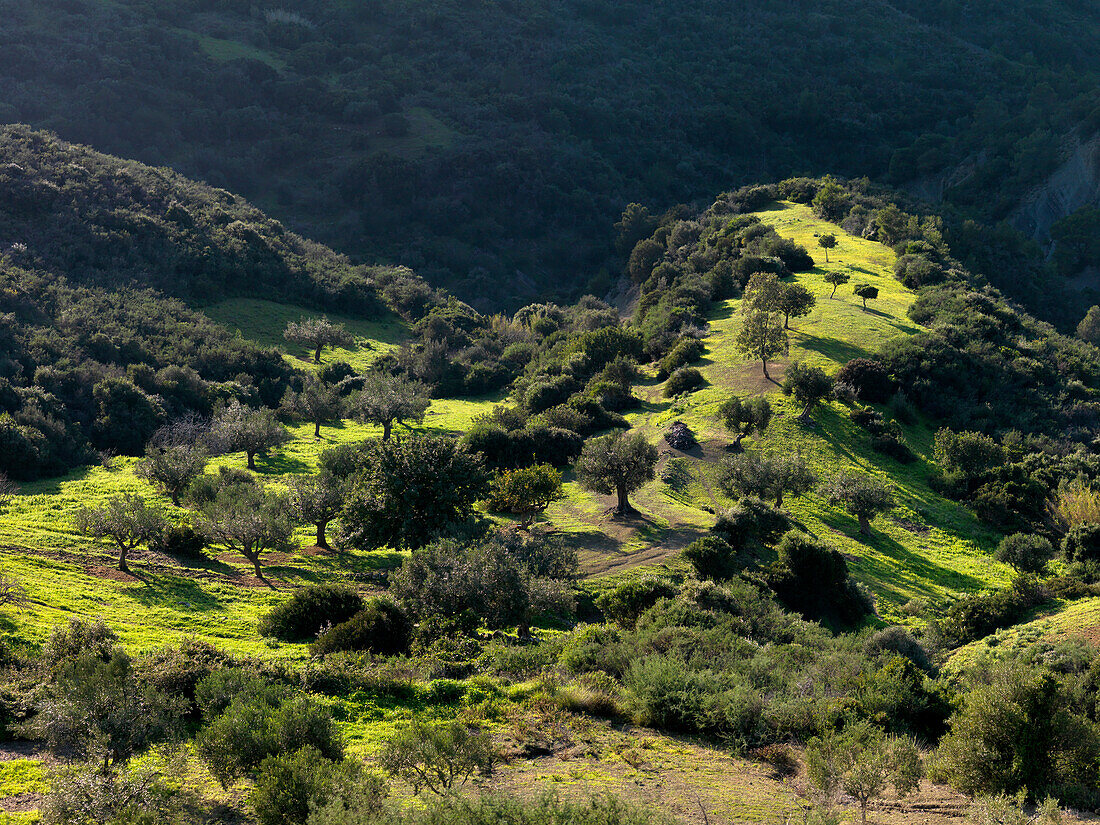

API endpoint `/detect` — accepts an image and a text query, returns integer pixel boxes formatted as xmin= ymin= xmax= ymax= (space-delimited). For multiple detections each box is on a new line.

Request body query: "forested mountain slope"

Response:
xmin=0 ymin=127 xmax=415 ymax=479
xmin=4 ymin=0 xmax=1100 ymax=311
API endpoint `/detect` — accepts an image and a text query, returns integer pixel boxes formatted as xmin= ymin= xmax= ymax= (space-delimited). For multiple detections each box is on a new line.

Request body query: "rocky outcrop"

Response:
xmin=1012 ymin=134 xmax=1100 ymax=245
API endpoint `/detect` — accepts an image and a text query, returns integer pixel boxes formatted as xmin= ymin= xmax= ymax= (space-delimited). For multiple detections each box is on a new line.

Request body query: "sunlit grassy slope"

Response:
xmin=554 ymin=203 xmax=1009 ymax=620
xmin=202 ymin=298 xmax=408 ymax=372
xmin=0 ymin=202 xmax=1009 ymax=661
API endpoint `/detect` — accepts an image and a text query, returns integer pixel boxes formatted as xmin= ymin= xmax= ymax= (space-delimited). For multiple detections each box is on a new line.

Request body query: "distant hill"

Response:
xmin=3 ymin=0 xmax=1100 ymax=311
xmin=0 ymin=126 xmax=417 ymax=479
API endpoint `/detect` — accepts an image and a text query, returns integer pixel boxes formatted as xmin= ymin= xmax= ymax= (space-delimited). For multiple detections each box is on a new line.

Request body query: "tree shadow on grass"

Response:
xmin=123 ymin=572 xmax=224 ymax=611
xmin=257 ymin=452 xmax=311 ymax=475
xmin=817 ymin=510 xmax=985 ymax=597
xmin=795 ymin=332 xmax=869 ymax=364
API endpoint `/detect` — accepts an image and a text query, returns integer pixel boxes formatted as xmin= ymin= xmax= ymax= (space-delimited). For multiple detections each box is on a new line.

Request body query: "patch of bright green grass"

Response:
xmin=0 ymin=760 xmax=45 ymax=798
xmin=170 ymin=28 xmax=287 ymax=70
xmin=201 ymin=298 xmax=407 ymax=373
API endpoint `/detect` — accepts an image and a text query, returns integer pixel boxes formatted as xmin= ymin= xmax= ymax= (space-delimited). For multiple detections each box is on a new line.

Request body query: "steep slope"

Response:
xmin=3 ymin=0 xmax=1099 ymax=308
xmin=0 ymin=127 xmax=411 ymax=479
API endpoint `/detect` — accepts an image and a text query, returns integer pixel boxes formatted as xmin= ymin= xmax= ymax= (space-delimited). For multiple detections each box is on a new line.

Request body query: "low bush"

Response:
xmin=311 ymin=599 xmax=412 ymax=657
xmin=259 ymin=585 xmax=364 ymax=642
xmin=658 ymin=338 xmax=705 ymax=379
xmin=663 ymin=367 xmax=705 ymax=397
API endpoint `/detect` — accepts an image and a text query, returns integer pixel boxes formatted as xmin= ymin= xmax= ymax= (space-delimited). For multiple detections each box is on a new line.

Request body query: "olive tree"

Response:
xmin=209 ymin=402 xmax=291 ymax=470
xmin=134 ymin=443 xmax=207 ymax=506
xmin=825 ymin=271 xmax=850 ymax=298
xmin=75 ymin=494 xmax=167 ymax=573
xmin=854 ymin=283 xmax=879 ymax=311
xmin=284 ymin=316 xmax=353 ymax=363
xmin=776 ymin=283 xmax=816 ymax=329
xmin=380 ymin=721 xmax=498 ymax=796
xmin=818 ymin=233 xmax=837 ymax=263
xmin=807 ymin=721 xmax=922 ymax=825
xmin=281 ymin=376 xmax=344 ymax=439
xmin=350 ymin=372 xmax=431 ymax=441
xmin=783 ymin=361 xmax=834 ymax=424
xmin=719 ymin=452 xmax=816 ymax=509
xmin=197 ymin=484 xmax=294 ymax=583
xmin=287 ymin=472 xmax=347 ymax=550
xmin=717 ymin=396 xmax=772 ymax=450
xmin=575 ymin=431 xmax=659 ymax=514
xmin=821 ymin=471 xmax=895 ymax=536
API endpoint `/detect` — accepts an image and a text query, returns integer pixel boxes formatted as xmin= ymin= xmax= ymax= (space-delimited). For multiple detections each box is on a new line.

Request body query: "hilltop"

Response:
xmin=4 ymin=0 xmax=1100 ymax=317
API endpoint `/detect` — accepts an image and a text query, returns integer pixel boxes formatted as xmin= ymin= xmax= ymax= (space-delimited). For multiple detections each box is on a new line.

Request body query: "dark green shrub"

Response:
xmin=526 ymin=426 xmax=583 ymax=466
xmin=252 ymin=747 xmax=377 ymax=825
xmin=311 ymin=599 xmax=412 ymax=657
xmin=150 ymin=522 xmax=208 ymax=561
xmin=682 ymin=536 xmax=738 ymax=581
xmin=658 ymin=338 xmax=705 ymax=379
xmin=835 ymin=358 xmax=892 ymax=403
xmin=595 ymin=578 xmax=677 ymax=628
xmin=996 ymin=533 xmax=1054 ymax=574
xmin=765 ymin=530 xmax=871 ymax=627
xmin=663 ymin=367 xmax=705 ymax=398
xmin=863 ymin=626 xmax=932 ymax=673
xmin=1063 ymin=523 xmax=1100 ymax=563
xmin=259 ymin=585 xmax=364 ymax=642
xmin=712 ymin=497 xmax=790 ymax=549
xmin=939 ymin=576 xmax=1049 ymax=646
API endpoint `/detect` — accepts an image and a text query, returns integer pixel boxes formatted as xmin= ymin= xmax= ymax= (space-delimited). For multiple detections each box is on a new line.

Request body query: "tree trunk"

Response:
xmin=247 ymin=451 xmax=257 ymax=471
xmin=733 ymin=432 xmax=746 ymax=451
xmin=860 ymin=800 xmax=868 ymax=825
xmin=862 ymin=297 xmax=868 ymax=310
xmin=784 ymin=312 xmax=790 ymax=330
xmin=775 ymin=490 xmax=784 ymax=508
xmin=118 ymin=543 xmax=130 ymax=573
xmin=245 ymin=549 xmax=270 ymax=585
xmin=762 ymin=358 xmax=770 ymax=379
xmin=313 ymin=344 xmax=323 ymax=363
xmin=830 ymin=284 xmax=838 ymax=298
xmin=314 ymin=419 xmax=322 ymax=438
xmin=615 ymin=485 xmax=631 ymax=514
xmin=316 ymin=521 xmax=330 ymax=549
xmin=858 ymin=513 xmax=871 ymax=535
xmin=798 ymin=402 xmax=815 ymax=425
xmin=824 ymin=248 xmax=829 ymax=263
xmin=170 ymin=490 xmax=180 ymax=507
xmin=382 ymin=420 xmax=393 ymax=441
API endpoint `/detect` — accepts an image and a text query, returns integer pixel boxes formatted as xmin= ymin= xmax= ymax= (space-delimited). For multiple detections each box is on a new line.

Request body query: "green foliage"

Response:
xmin=287 ymin=473 xmax=347 ymax=550
xmin=657 ymin=338 xmax=704 ymax=379
xmin=776 ymin=283 xmax=816 ymax=329
xmin=595 ymin=578 xmax=677 ymax=629
xmin=938 ymin=576 xmax=1050 ymax=646
xmin=682 ymin=536 xmax=739 ymax=581
xmin=198 ymin=693 xmax=343 ymax=786
xmin=340 ymin=435 xmax=489 ymax=550
xmin=824 ymin=270 xmax=850 ymax=297
xmin=834 ymin=358 xmax=892 ymax=404
xmin=485 ymin=464 xmax=564 ymax=528
xmin=996 ymin=533 xmax=1054 ymax=575
xmin=379 ymin=720 xmax=497 ymax=795
xmin=209 ymin=402 xmax=291 ymax=471
xmin=935 ymin=662 xmax=1100 ymax=801
xmin=252 ymin=748 xmax=377 ymax=825
xmin=28 ymin=650 xmax=185 ymax=772
xmin=282 ymin=377 xmax=345 ymax=439
xmin=134 ymin=443 xmax=207 ymax=506
xmin=575 ymin=431 xmax=659 ymax=514
xmin=1077 ymin=305 xmax=1100 ymax=345
xmin=311 ymin=599 xmax=412 ymax=657
xmin=806 ymin=721 xmax=921 ymax=825
xmin=766 ymin=530 xmax=871 ymax=627
xmin=1063 ymin=523 xmax=1100 ymax=563
xmin=663 ymin=367 xmax=705 ymax=398
xmin=260 ymin=585 xmax=364 ymax=642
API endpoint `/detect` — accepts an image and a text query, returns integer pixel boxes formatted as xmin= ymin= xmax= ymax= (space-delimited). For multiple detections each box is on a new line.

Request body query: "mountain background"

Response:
xmin=5 ymin=0 xmax=1100 ymax=316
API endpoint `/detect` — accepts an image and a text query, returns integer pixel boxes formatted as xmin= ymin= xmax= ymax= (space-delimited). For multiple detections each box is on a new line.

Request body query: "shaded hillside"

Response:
xmin=0 ymin=127 xmax=417 ymax=479
xmin=3 ymin=0 xmax=1100 ymax=309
